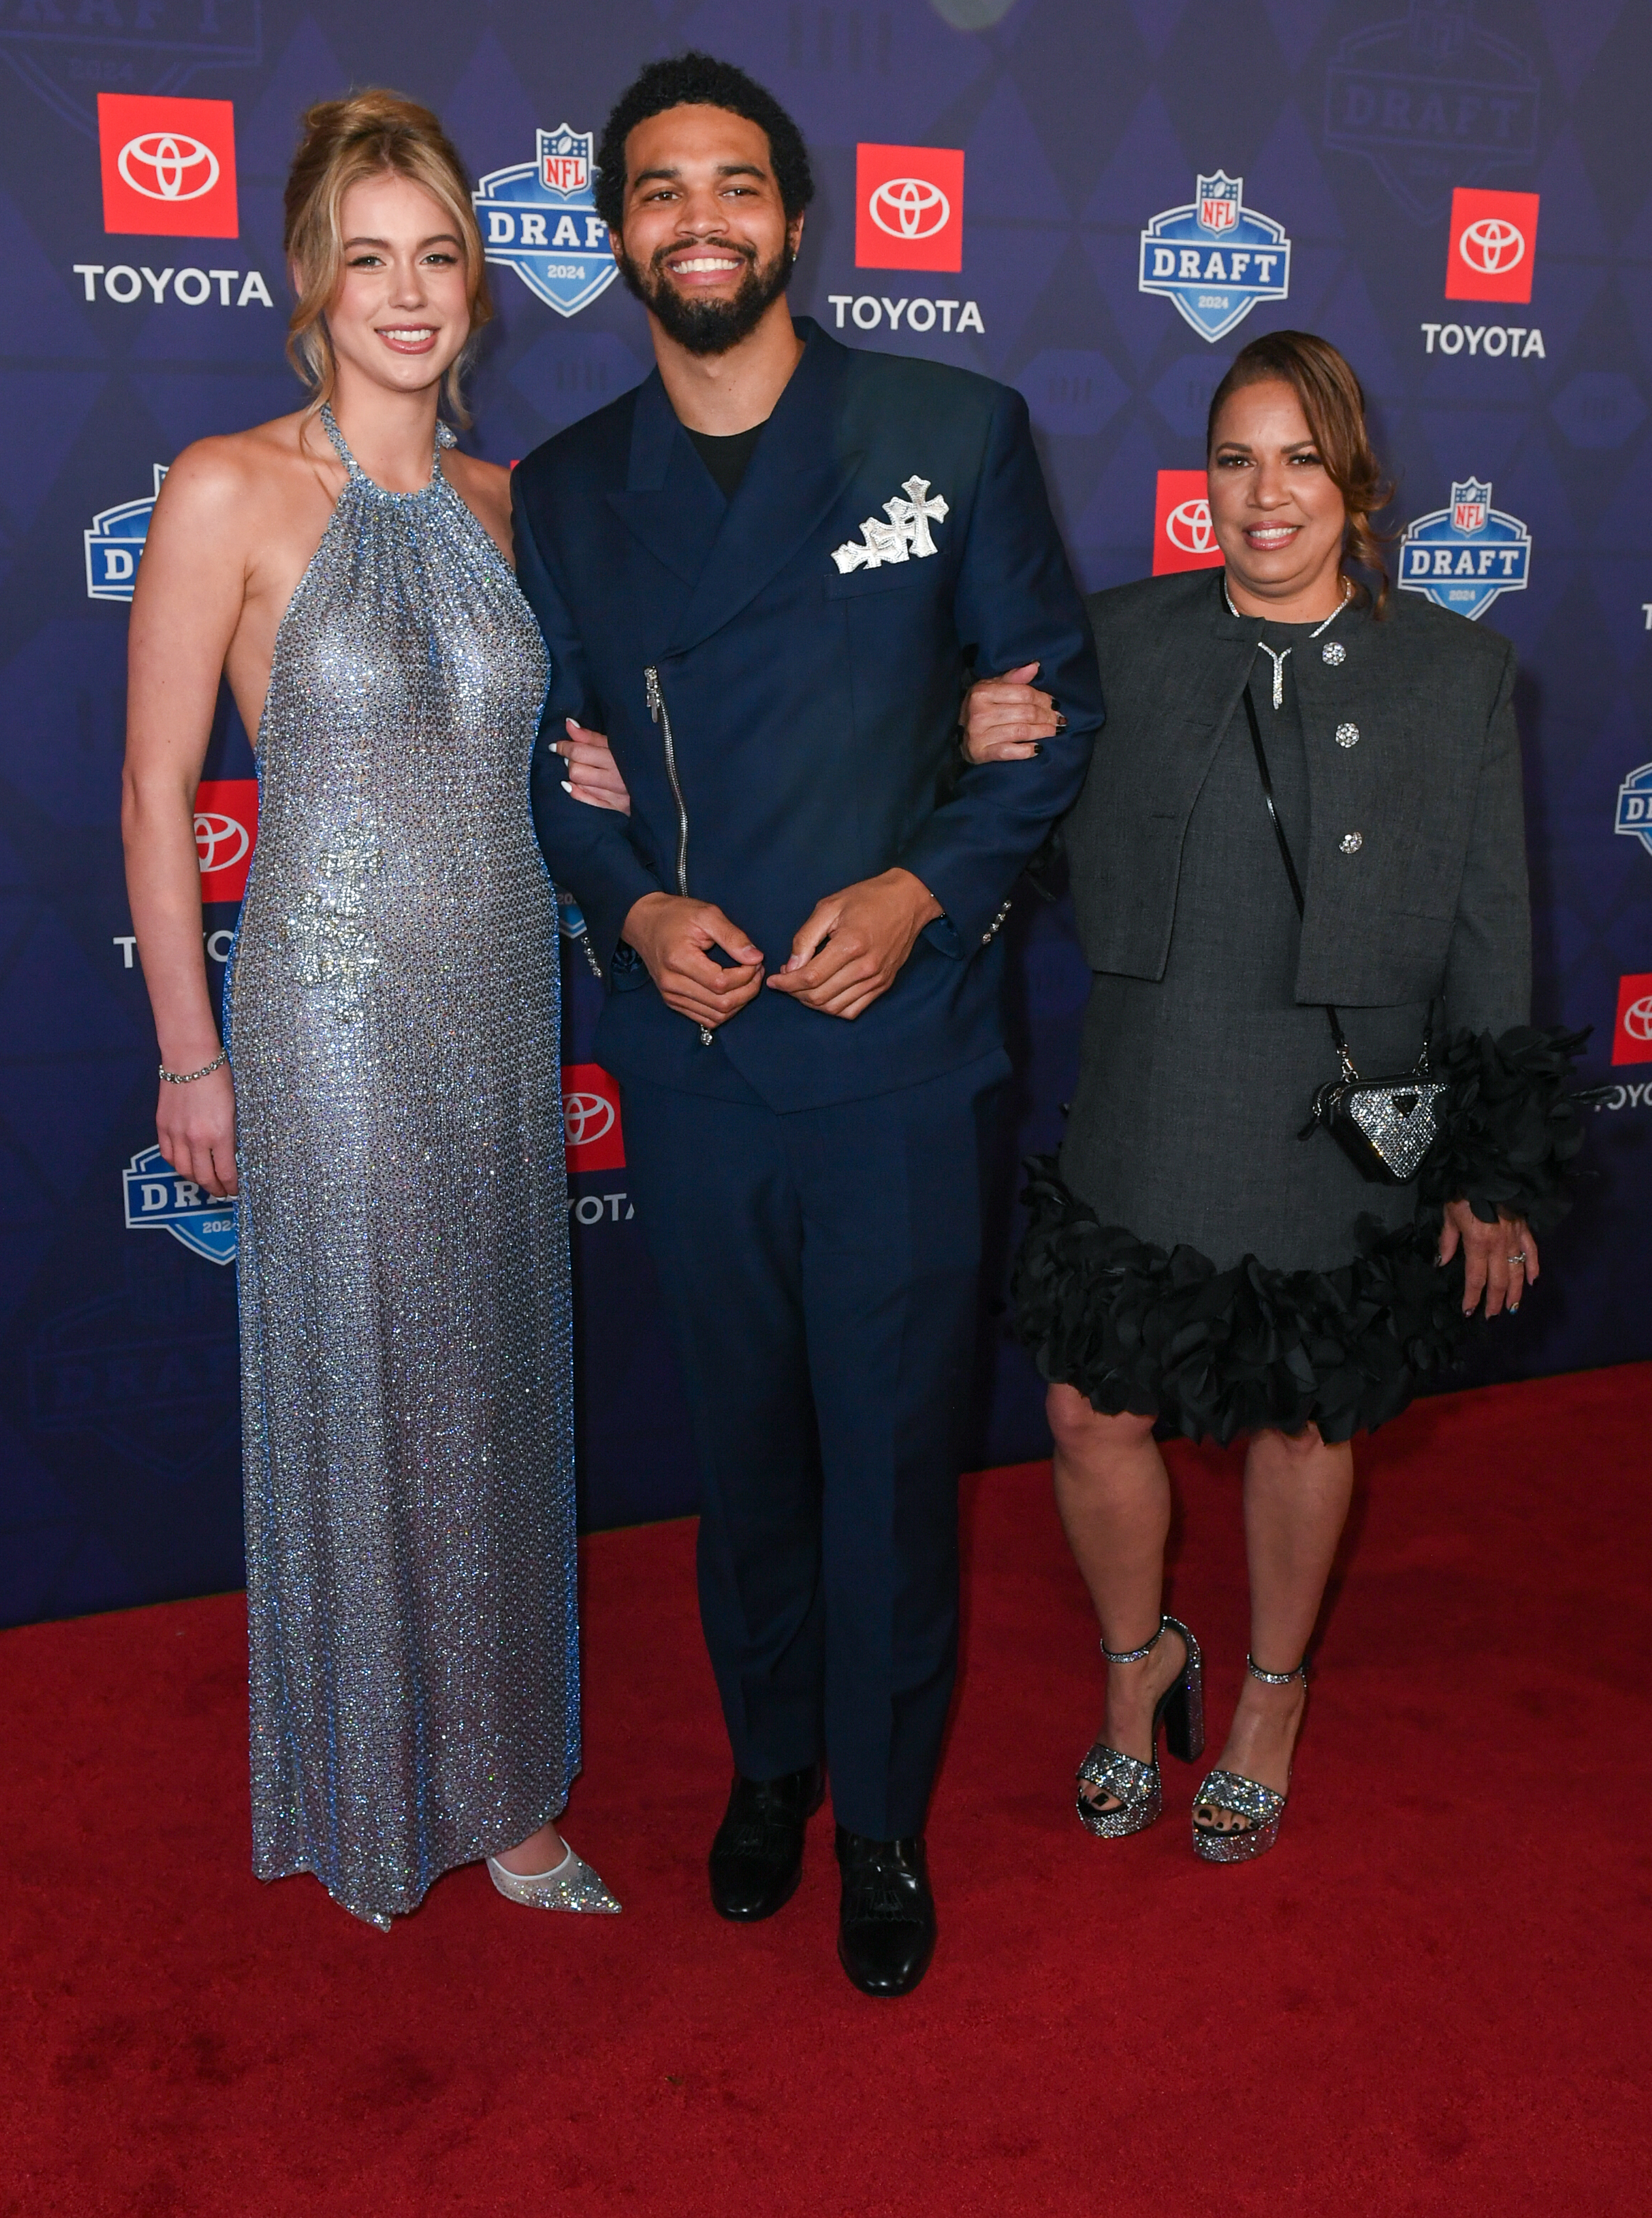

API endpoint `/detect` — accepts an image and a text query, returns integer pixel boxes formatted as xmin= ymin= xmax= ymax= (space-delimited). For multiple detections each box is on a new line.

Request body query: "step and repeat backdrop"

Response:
xmin=2 ymin=0 xmax=1648 ymax=1626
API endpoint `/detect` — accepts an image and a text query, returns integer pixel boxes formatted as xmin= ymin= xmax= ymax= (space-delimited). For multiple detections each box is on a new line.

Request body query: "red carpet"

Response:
xmin=3 ymin=1366 xmax=1649 ymax=2216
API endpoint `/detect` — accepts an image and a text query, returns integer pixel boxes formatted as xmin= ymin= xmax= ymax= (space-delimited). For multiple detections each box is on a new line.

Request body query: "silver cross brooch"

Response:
xmin=831 ymin=476 xmax=949 ymax=573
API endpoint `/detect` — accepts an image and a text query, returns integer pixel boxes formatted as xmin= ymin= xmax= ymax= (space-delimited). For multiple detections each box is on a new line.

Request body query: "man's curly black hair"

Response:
xmin=593 ymin=52 xmax=815 ymax=236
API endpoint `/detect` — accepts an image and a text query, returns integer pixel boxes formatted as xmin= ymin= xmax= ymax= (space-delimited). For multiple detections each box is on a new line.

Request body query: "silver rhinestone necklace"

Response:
xmin=1225 ymin=574 xmax=1351 ymax=708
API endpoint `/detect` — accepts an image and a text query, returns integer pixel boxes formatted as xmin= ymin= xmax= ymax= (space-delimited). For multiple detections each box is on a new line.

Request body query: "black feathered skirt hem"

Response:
xmin=1010 ymin=1156 xmax=1473 ymax=1448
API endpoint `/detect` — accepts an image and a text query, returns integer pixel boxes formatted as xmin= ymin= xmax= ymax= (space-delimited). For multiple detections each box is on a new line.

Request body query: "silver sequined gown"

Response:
xmin=225 ymin=408 xmax=575 ymax=1929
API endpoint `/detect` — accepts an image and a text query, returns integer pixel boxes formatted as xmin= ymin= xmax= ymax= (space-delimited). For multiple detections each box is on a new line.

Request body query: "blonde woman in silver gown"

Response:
xmin=121 ymin=92 xmax=621 ymax=1929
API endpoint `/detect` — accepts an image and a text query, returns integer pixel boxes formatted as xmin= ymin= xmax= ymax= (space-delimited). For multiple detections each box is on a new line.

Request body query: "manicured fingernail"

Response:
xmin=560 ymin=780 xmax=574 ymax=794
xmin=1055 ymin=715 xmax=1068 ymax=729
xmin=1508 ymin=1303 xmax=1519 ymax=1313
xmin=1030 ymin=743 xmax=1043 ymax=755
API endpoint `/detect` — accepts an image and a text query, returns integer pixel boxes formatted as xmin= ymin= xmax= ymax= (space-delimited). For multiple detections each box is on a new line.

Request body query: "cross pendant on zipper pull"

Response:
xmin=1256 ymin=642 xmax=1290 ymax=709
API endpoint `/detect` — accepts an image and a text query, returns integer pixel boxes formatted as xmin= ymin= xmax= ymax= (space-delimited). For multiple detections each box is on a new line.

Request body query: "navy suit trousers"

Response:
xmin=618 ymin=1046 xmax=1009 ymax=1839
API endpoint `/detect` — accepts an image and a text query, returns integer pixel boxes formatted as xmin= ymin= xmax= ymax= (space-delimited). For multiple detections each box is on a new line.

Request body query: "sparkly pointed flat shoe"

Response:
xmin=1192 ymin=1654 xmax=1308 ymax=1864
xmin=487 ymin=1841 xmax=622 ymax=1914
xmin=1075 ymin=1614 xmax=1204 ymax=1839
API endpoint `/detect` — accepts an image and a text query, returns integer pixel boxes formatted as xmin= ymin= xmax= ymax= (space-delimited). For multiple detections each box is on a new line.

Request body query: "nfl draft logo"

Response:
xmin=1617 ymin=765 xmax=1652 ymax=859
xmin=1139 ymin=172 xmax=1290 ymax=343
xmin=472 ymin=127 xmax=617 ymax=317
xmin=123 ymin=1145 xmax=237 ymax=1265
xmin=1397 ymin=478 xmax=1531 ymax=621
xmin=85 ymin=464 xmax=167 ymax=601
xmin=1323 ymin=2 xmax=1540 ymax=225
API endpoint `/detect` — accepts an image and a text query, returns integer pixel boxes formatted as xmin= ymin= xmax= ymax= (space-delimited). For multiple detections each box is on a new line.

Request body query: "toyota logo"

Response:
xmin=1624 ymin=995 xmax=1652 ymax=1044
xmin=1458 ymin=216 xmax=1526 ymax=276
xmin=563 ymin=1091 xmax=616 ymax=1147
xmin=869 ymin=177 xmax=951 ymax=241
xmin=1166 ymin=496 xmax=1214 ymax=554
xmin=194 ymin=812 xmax=250 ymax=873
xmin=118 ymin=131 xmax=221 ymax=204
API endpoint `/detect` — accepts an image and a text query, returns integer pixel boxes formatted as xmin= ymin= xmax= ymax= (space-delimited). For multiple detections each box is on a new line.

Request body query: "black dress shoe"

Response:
xmin=835 ymin=1827 xmax=937 ymax=1997
xmin=708 ymin=1762 xmax=825 ymax=1921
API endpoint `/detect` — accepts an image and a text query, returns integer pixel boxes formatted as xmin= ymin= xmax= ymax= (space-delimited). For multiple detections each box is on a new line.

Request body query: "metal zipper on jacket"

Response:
xmin=644 ymin=665 xmax=690 ymax=896
xmin=645 ymin=663 xmax=713 ymax=1045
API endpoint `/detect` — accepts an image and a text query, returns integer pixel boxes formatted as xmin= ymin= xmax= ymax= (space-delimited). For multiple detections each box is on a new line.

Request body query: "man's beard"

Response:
xmin=618 ymin=235 xmax=795 ymax=355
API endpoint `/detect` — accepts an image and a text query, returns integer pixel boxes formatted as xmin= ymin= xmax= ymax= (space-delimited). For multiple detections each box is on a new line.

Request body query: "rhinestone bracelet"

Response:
xmin=159 ymin=1048 xmax=228 ymax=1085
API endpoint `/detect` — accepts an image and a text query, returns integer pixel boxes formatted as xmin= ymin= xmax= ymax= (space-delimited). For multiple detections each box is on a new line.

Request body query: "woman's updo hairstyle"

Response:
xmin=1206 ymin=329 xmax=1394 ymax=614
xmin=283 ymin=89 xmax=491 ymax=423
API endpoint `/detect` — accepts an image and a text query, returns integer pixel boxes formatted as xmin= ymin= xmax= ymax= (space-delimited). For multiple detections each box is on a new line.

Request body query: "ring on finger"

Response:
xmin=1507 ymin=1252 xmax=1525 ymax=1266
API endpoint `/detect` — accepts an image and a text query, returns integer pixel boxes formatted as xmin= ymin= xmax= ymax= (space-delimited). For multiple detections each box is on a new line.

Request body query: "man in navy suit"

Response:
xmin=512 ymin=53 xmax=1102 ymax=1996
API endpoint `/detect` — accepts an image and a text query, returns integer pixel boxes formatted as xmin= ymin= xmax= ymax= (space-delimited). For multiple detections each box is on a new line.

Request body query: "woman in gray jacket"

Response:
xmin=964 ymin=330 xmax=1581 ymax=1863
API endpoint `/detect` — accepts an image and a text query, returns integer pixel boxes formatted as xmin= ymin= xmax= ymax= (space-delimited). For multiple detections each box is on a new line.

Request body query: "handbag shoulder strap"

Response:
xmin=1239 ymin=679 xmax=1357 ymax=1079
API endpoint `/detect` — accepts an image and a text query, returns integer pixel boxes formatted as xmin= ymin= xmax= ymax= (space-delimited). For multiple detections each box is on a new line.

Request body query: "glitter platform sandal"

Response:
xmin=1191 ymin=1654 xmax=1309 ymax=1864
xmin=1075 ymin=1614 xmax=1204 ymax=1838
xmin=486 ymin=1840 xmax=622 ymax=1914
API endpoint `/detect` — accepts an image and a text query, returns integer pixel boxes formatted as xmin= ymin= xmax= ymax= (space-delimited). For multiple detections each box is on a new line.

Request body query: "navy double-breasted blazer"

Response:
xmin=511 ymin=319 xmax=1104 ymax=1112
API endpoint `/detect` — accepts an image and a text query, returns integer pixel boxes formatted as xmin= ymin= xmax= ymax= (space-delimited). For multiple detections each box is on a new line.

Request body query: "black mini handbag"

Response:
xmin=1241 ymin=683 xmax=1445 ymax=1186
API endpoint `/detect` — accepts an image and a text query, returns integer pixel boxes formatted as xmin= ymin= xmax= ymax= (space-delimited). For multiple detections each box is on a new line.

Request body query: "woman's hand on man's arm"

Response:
xmin=960 ymin=663 xmax=1066 ymax=764
xmin=555 ymin=720 xmax=631 ymax=813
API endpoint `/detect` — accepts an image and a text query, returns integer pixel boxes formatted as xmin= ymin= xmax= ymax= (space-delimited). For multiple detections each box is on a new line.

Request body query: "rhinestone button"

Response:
xmin=1335 ymin=721 xmax=1360 ymax=747
xmin=1321 ymin=640 xmax=1346 ymax=666
xmin=1340 ymin=831 xmax=1363 ymax=854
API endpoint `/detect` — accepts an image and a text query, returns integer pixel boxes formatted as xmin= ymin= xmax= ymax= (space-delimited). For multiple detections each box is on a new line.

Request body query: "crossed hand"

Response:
xmin=622 ymin=869 xmax=942 ymax=1030
xmin=559 ymin=718 xmax=943 ymax=1027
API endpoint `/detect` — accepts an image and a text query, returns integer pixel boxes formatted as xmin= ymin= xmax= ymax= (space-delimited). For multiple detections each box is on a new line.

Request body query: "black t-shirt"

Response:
xmin=686 ymin=421 xmax=766 ymax=501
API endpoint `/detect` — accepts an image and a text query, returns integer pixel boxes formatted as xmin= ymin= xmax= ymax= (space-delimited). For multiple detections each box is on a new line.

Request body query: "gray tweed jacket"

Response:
xmin=1064 ymin=567 xmax=1531 ymax=1031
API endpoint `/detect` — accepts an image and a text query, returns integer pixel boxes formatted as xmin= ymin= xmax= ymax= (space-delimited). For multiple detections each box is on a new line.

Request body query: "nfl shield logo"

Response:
xmin=473 ymin=125 xmax=618 ymax=318
xmin=1452 ymin=479 xmax=1491 ymax=534
xmin=541 ymin=126 xmax=591 ymax=197
xmin=1198 ymin=173 xmax=1241 ymax=233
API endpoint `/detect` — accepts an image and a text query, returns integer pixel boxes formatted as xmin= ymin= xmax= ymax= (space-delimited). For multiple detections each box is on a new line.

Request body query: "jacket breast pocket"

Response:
xmin=824 ymin=558 xmax=937 ymax=603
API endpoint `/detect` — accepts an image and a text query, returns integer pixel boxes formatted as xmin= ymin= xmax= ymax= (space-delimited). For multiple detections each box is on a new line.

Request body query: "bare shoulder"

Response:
xmin=153 ymin=409 xmax=326 ymax=528
xmin=444 ymin=448 xmax=512 ymax=518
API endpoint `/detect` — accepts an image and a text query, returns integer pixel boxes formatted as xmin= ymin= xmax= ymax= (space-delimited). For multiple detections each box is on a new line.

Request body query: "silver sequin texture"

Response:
xmin=1345 ymin=1079 xmax=1447 ymax=1180
xmin=487 ymin=1849 xmax=621 ymax=1915
xmin=1076 ymin=1739 xmax=1163 ymax=1837
xmin=226 ymin=407 xmax=575 ymax=1929
xmin=1192 ymin=1766 xmax=1287 ymax=1861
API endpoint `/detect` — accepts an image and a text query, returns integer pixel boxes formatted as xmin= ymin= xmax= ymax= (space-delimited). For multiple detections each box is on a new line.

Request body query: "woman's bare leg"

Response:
xmin=1195 ymin=1422 xmax=1354 ymax=1835
xmin=1048 ymin=1383 xmax=1187 ymax=1807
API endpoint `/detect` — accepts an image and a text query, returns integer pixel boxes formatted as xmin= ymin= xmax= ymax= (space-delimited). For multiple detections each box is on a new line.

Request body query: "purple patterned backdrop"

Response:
xmin=3 ymin=0 xmax=1648 ymax=1627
